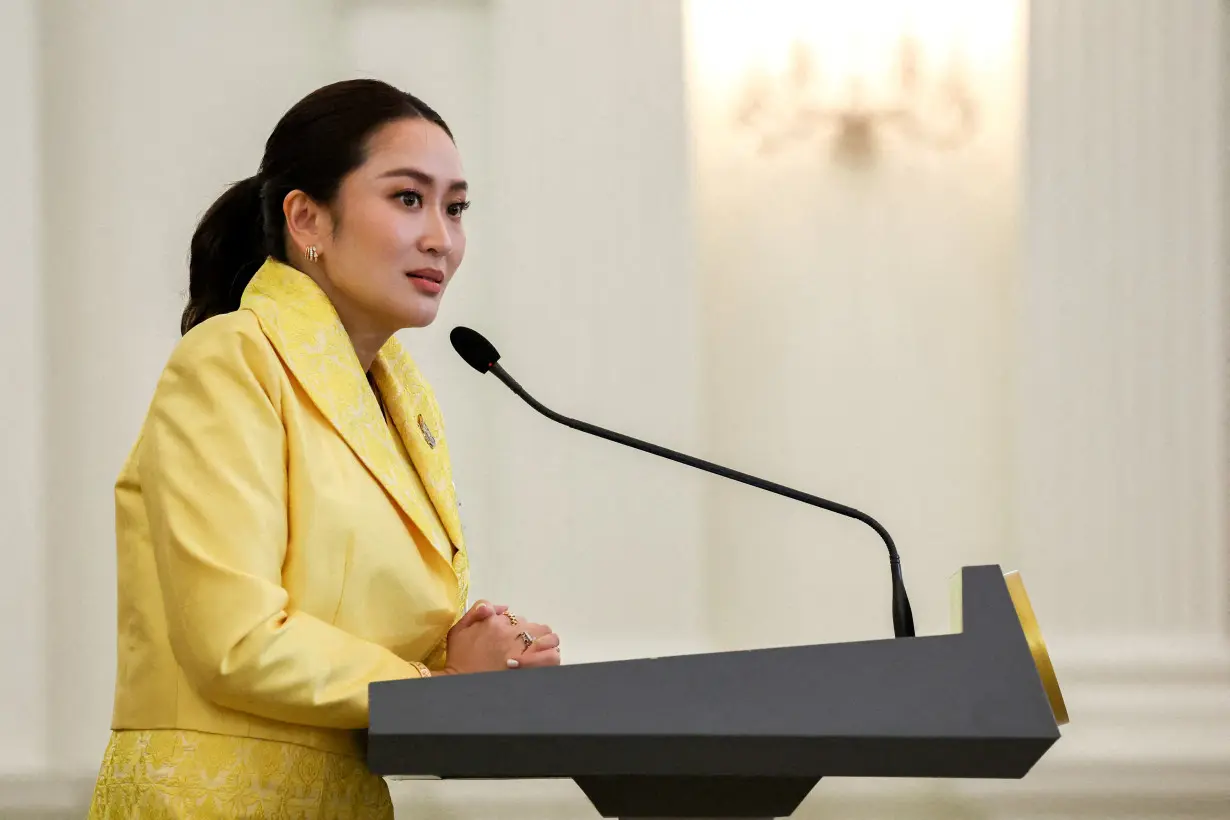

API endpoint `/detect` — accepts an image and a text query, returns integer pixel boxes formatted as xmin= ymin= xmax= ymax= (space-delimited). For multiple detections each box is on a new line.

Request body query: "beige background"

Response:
xmin=1 ymin=0 xmax=1227 ymax=817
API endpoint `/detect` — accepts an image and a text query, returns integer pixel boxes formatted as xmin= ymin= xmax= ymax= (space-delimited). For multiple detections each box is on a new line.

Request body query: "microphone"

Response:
xmin=449 ymin=326 xmax=915 ymax=639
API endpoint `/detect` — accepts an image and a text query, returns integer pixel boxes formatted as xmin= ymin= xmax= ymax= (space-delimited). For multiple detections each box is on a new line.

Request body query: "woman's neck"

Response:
xmin=301 ymin=267 xmax=393 ymax=371
xmin=342 ymin=322 xmax=392 ymax=372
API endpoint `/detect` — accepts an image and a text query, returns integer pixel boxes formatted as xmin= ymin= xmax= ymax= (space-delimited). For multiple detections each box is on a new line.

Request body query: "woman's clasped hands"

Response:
xmin=437 ymin=600 xmax=561 ymax=676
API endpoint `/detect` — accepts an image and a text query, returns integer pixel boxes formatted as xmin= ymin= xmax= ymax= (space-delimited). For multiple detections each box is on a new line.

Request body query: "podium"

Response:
xmin=367 ymin=565 xmax=1068 ymax=819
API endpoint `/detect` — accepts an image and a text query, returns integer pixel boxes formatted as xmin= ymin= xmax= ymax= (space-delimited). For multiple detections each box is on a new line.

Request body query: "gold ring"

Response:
xmin=504 ymin=612 xmax=519 ymax=626
xmin=517 ymin=631 xmax=535 ymax=649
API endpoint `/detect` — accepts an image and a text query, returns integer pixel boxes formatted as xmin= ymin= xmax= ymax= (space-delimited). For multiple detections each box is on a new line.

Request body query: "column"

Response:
xmin=1020 ymin=0 xmax=1227 ymax=665
xmin=39 ymin=0 xmax=343 ymax=774
xmin=483 ymin=0 xmax=708 ymax=660
xmin=0 ymin=0 xmax=46 ymax=777
xmin=1016 ymin=0 xmax=1230 ymax=797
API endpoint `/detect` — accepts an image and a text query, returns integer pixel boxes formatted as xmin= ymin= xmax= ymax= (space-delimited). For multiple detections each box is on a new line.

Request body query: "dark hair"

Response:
xmin=180 ymin=79 xmax=453 ymax=335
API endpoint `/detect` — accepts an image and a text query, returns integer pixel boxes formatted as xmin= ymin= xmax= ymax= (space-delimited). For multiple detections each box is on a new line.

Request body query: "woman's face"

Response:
xmin=300 ymin=117 xmax=469 ymax=336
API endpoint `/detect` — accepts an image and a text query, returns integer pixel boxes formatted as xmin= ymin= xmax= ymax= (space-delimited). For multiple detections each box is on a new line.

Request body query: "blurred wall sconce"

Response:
xmin=733 ymin=36 xmax=977 ymax=165
xmin=687 ymin=1 xmax=1011 ymax=167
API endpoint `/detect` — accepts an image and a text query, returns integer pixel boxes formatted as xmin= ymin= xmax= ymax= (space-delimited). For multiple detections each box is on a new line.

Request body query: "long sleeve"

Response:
xmin=139 ymin=317 xmax=421 ymax=730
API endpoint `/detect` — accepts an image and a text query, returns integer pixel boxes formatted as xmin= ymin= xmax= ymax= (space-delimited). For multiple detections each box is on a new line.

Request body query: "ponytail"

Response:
xmin=181 ymin=175 xmax=268 ymax=335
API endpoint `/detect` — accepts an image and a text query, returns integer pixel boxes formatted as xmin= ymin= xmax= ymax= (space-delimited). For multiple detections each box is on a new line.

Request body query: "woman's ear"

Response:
xmin=282 ymin=189 xmax=332 ymax=260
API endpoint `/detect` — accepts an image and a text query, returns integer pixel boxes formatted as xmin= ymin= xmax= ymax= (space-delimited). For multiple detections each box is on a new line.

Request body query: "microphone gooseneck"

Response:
xmin=449 ymin=326 xmax=916 ymax=639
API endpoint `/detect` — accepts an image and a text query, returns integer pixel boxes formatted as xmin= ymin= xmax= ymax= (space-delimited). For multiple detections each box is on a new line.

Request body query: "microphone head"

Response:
xmin=450 ymin=326 xmax=501 ymax=374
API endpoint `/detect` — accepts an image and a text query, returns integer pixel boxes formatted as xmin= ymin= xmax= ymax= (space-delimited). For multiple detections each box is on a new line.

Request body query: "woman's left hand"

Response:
xmin=503 ymin=615 xmax=561 ymax=669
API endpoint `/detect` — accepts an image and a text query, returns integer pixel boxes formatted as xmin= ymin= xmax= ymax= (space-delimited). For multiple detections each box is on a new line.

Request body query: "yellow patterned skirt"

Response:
xmin=87 ymin=729 xmax=393 ymax=819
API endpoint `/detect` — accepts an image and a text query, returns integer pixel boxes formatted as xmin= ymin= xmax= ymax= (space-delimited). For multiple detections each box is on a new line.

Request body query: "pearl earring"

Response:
xmin=306 ymin=246 xmax=319 ymax=262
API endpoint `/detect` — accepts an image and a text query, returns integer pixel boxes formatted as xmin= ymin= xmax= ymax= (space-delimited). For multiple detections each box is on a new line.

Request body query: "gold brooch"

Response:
xmin=417 ymin=414 xmax=436 ymax=448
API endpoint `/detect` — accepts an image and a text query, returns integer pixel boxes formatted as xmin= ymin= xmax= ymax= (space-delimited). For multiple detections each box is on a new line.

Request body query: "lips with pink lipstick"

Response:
xmin=406 ymin=267 xmax=444 ymax=295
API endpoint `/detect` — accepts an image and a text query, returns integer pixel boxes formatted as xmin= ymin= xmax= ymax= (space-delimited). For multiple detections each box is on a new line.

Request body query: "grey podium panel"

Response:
xmin=367 ymin=565 xmax=1063 ymax=817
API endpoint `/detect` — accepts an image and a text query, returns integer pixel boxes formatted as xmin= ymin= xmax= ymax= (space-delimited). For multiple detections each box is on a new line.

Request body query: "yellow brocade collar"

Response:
xmin=238 ymin=258 xmax=466 ymax=568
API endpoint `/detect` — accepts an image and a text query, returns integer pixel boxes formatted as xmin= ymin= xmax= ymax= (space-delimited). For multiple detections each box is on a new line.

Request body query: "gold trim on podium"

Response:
xmin=1002 ymin=570 xmax=1068 ymax=726
xmin=949 ymin=569 xmax=1068 ymax=727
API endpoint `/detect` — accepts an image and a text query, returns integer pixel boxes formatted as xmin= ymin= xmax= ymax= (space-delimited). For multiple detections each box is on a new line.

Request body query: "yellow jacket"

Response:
xmin=108 ymin=259 xmax=469 ymax=758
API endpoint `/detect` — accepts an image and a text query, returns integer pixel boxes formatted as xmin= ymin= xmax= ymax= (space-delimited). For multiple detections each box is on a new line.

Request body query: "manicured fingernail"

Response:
xmin=506 ymin=659 xmax=520 ymax=668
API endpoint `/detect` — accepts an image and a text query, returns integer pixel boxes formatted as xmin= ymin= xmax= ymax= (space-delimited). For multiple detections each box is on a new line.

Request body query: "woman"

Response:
xmin=87 ymin=79 xmax=560 ymax=818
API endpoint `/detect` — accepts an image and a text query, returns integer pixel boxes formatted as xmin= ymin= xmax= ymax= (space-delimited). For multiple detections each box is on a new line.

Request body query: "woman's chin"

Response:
xmin=389 ymin=295 xmax=442 ymax=330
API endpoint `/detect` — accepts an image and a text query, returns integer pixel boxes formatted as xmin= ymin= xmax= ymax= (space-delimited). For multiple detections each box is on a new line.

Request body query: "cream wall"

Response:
xmin=342 ymin=0 xmax=708 ymax=659
xmin=688 ymin=0 xmax=1024 ymax=649
xmin=0 ymin=0 xmax=46 ymax=780
xmin=1 ymin=1 xmax=1227 ymax=818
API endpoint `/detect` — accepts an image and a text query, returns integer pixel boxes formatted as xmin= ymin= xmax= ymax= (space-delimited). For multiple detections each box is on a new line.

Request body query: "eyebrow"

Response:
xmin=378 ymin=167 xmax=468 ymax=194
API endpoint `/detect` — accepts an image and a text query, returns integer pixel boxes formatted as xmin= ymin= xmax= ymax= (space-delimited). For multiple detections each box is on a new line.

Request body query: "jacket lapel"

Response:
xmin=239 ymin=259 xmax=463 ymax=569
xmin=369 ymin=345 xmax=466 ymax=554
xmin=369 ymin=345 xmax=471 ymax=625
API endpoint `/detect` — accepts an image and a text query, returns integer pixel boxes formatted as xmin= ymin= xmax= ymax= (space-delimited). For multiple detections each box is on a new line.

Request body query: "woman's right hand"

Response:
xmin=438 ymin=600 xmax=560 ymax=675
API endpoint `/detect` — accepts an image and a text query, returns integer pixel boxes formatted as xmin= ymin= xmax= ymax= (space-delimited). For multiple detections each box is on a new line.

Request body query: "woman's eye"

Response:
xmin=398 ymin=191 xmax=422 ymax=208
xmin=447 ymin=201 xmax=471 ymax=218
